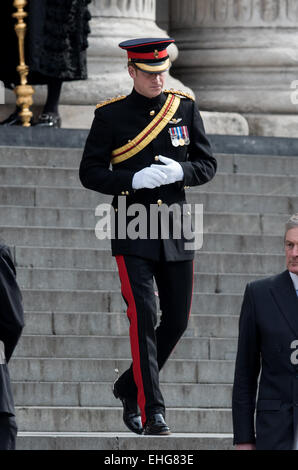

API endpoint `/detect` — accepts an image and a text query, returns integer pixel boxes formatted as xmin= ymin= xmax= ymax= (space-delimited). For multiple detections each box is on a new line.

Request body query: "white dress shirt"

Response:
xmin=289 ymin=271 xmax=298 ymax=295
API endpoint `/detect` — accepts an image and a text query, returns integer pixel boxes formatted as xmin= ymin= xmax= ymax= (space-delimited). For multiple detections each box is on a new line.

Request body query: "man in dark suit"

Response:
xmin=0 ymin=244 xmax=24 ymax=450
xmin=232 ymin=213 xmax=298 ymax=450
xmin=80 ymin=37 xmax=216 ymax=435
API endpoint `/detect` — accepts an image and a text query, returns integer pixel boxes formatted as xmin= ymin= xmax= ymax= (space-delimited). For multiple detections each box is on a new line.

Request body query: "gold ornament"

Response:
xmin=12 ymin=0 xmax=34 ymax=127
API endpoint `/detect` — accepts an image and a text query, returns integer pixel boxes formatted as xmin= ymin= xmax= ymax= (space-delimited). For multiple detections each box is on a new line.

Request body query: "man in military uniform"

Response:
xmin=79 ymin=37 xmax=217 ymax=435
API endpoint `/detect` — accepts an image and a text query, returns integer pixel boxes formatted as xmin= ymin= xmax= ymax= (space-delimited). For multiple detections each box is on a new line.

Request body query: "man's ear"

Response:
xmin=128 ymin=65 xmax=137 ymax=79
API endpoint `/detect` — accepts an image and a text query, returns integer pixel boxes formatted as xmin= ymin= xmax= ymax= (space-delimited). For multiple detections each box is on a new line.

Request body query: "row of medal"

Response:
xmin=169 ymin=126 xmax=190 ymax=147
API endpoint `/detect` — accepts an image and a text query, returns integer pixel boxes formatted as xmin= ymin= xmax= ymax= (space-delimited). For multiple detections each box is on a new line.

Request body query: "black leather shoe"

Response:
xmin=0 ymin=109 xmax=22 ymax=126
xmin=34 ymin=112 xmax=61 ymax=128
xmin=144 ymin=413 xmax=171 ymax=435
xmin=113 ymin=382 xmax=143 ymax=435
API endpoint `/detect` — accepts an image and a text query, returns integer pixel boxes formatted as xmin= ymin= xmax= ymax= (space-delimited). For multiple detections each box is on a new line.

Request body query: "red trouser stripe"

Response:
xmin=115 ymin=255 xmax=147 ymax=425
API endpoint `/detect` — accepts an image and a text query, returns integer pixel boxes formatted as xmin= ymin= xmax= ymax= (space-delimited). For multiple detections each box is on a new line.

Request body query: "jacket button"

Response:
xmin=125 ymin=191 xmax=129 ymax=195
xmin=157 ymin=199 xmax=162 ymax=206
xmin=121 ymin=191 xmax=125 ymax=195
xmin=150 ymin=110 xmax=155 ymax=116
xmin=154 ymin=155 xmax=159 ymax=161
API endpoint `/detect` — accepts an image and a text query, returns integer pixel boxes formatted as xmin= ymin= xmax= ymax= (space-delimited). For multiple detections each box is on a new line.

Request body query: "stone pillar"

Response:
xmin=170 ymin=0 xmax=298 ymax=136
xmin=71 ymin=0 xmax=183 ymax=103
xmin=32 ymin=0 xmax=190 ymax=104
xmin=13 ymin=0 xmax=192 ymax=128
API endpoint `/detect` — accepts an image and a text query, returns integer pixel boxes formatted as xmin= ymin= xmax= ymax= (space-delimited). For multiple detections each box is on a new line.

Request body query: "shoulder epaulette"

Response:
xmin=96 ymin=95 xmax=127 ymax=109
xmin=164 ymin=89 xmax=195 ymax=101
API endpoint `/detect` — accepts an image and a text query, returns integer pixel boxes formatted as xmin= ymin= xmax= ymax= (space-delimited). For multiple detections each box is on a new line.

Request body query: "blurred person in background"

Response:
xmin=0 ymin=0 xmax=91 ymax=128
xmin=0 ymin=243 xmax=24 ymax=450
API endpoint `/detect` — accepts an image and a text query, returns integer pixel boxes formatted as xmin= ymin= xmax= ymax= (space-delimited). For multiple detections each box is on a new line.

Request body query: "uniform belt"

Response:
xmin=0 ymin=340 xmax=6 ymax=364
xmin=111 ymin=93 xmax=180 ymax=165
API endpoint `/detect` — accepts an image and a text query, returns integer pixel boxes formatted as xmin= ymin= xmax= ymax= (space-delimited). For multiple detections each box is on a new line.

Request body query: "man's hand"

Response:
xmin=151 ymin=155 xmax=184 ymax=184
xmin=235 ymin=443 xmax=256 ymax=450
xmin=132 ymin=166 xmax=167 ymax=190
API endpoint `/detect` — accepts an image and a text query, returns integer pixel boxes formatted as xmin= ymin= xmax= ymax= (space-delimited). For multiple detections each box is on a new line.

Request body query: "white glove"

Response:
xmin=150 ymin=155 xmax=184 ymax=184
xmin=132 ymin=166 xmax=168 ymax=190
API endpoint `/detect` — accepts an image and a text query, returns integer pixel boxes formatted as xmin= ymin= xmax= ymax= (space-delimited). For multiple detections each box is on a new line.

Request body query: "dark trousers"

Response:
xmin=0 ymin=414 xmax=17 ymax=450
xmin=115 ymin=254 xmax=194 ymax=425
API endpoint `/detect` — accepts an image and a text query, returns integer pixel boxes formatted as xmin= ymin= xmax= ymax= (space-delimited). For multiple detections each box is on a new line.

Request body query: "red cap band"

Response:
xmin=127 ymin=49 xmax=168 ymax=60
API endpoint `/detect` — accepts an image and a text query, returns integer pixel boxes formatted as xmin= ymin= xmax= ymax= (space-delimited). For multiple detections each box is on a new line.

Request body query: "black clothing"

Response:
xmin=232 ymin=270 xmax=298 ymax=450
xmin=80 ymin=87 xmax=216 ymax=427
xmin=0 ymin=245 xmax=24 ymax=416
xmin=0 ymin=0 xmax=91 ymax=88
xmin=115 ymin=254 xmax=193 ymax=424
xmin=0 ymin=415 xmax=17 ymax=450
xmin=42 ymin=77 xmax=63 ymax=114
xmin=80 ymin=88 xmax=216 ymax=261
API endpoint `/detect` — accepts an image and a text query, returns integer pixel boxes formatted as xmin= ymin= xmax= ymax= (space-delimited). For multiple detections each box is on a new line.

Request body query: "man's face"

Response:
xmin=128 ymin=66 xmax=166 ymax=98
xmin=285 ymin=227 xmax=298 ymax=275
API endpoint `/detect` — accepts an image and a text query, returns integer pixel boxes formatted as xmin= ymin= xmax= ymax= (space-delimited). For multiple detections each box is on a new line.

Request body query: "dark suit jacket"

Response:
xmin=0 ymin=245 xmax=24 ymax=416
xmin=232 ymin=270 xmax=298 ymax=450
xmin=79 ymin=88 xmax=216 ymax=261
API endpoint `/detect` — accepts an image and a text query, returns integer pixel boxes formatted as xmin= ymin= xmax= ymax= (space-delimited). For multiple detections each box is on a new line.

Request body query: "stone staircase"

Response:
xmin=0 ymin=131 xmax=297 ymax=450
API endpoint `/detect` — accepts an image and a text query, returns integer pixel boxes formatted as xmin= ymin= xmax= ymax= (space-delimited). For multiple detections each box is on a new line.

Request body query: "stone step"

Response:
xmin=188 ymin=192 xmax=298 ymax=214
xmin=0 ymin=165 xmax=81 ymax=187
xmin=1 ymin=185 xmax=297 ymax=214
xmin=2 ymin=228 xmax=284 ymax=252
xmin=15 ymin=407 xmax=232 ymax=433
xmin=0 ymin=165 xmax=296 ymax=193
xmin=18 ymin=268 xmax=269 ymax=293
xmin=1 ymin=146 xmax=297 ymax=176
xmin=205 ymin=173 xmax=298 ymax=195
xmin=21 ymin=312 xmax=239 ymax=337
xmin=16 ymin=432 xmax=233 ymax=450
xmin=14 ymin=335 xmax=236 ymax=360
xmin=0 ymin=185 xmax=104 ymax=208
xmin=11 ymin=382 xmax=232 ymax=408
xmin=1 ymin=138 xmax=295 ymax=443
xmin=0 ymin=205 xmax=291 ymax=234
xmin=20 ymin=289 xmax=243 ymax=314
xmin=14 ymin=246 xmax=285 ymax=272
xmin=217 ymin=153 xmax=298 ymax=176
xmin=210 ymin=339 xmax=238 ymax=360
xmin=0 ymin=146 xmax=83 ymax=168
xmin=9 ymin=358 xmax=234 ymax=384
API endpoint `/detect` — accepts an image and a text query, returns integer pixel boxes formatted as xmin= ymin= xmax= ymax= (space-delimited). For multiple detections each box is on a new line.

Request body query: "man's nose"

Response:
xmin=152 ymin=73 xmax=161 ymax=82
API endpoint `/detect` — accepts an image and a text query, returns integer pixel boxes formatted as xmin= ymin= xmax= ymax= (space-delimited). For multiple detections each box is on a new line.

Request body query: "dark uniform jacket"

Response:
xmin=80 ymin=88 xmax=217 ymax=261
xmin=232 ymin=270 xmax=298 ymax=450
xmin=0 ymin=245 xmax=24 ymax=416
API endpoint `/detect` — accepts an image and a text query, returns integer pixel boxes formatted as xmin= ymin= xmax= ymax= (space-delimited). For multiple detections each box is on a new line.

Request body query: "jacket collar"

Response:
xmin=129 ymin=88 xmax=165 ymax=108
xmin=270 ymin=270 xmax=298 ymax=338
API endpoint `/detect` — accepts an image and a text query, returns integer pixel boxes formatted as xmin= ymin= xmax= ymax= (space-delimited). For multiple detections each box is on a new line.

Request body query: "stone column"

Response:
xmin=34 ymin=1 xmax=188 ymax=103
xmin=170 ymin=0 xmax=298 ymax=136
xmin=21 ymin=0 xmax=192 ymax=128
